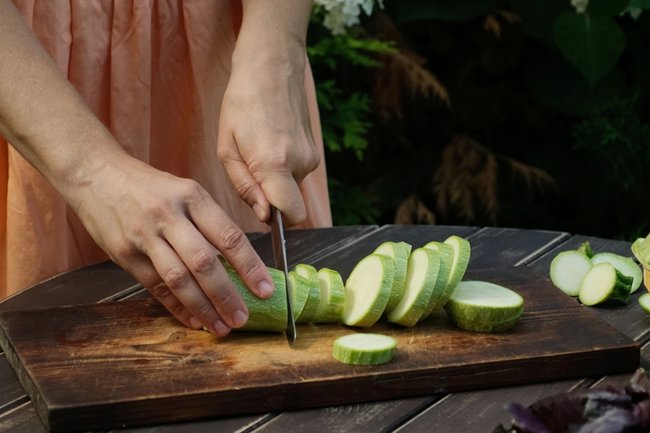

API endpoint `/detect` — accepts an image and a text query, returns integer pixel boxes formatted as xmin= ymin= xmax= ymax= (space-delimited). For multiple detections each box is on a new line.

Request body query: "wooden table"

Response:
xmin=1 ymin=225 xmax=648 ymax=433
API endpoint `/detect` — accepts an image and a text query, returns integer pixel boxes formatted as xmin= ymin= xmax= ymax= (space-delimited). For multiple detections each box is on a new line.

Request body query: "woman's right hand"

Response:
xmin=71 ymin=153 xmax=274 ymax=337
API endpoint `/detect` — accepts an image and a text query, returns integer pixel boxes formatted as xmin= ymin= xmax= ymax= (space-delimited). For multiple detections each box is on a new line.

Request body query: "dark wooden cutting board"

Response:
xmin=0 ymin=268 xmax=639 ymax=432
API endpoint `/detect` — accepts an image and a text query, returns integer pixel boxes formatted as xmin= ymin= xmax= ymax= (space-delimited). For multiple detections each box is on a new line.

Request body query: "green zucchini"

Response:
xmin=387 ymin=248 xmax=440 ymax=327
xmin=332 ymin=333 xmax=397 ymax=365
xmin=443 ymin=235 xmax=471 ymax=296
xmin=444 ymin=281 xmax=524 ymax=333
xmin=591 ymin=252 xmax=642 ymax=293
xmin=578 ymin=262 xmax=633 ymax=306
xmin=226 ymin=267 xmax=288 ymax=332
xmin=287 ymin=270 xmax=310 ymax=320
xmin=420 ymin=241 xmax=455 ymax=319
xmin=374 ymin=241 xmax=412 ymax=313
xmin=314 ymin=268 xmax=346 ymax=323
xmin=342 ymin=253 xmax=395 ymax=327
xmin=293 ymin=264 xmax=321 ymax=323
xmin=549 ymin=250 xmax=593 ymax=296
xmin=639 ymin=293 xmax=650 ymax=316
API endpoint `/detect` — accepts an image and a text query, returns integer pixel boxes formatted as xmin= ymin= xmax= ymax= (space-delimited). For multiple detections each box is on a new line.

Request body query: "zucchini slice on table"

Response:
xmin=578 ymin=262 xmax=633 ymax=306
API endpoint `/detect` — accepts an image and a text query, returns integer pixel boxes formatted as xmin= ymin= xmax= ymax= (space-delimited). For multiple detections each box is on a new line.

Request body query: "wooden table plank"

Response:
xmin=0 ymin=403 xmax=47 ymax=433
xmin=393 ymin=379 xmax=586 ymax=433
xmin=0 ymin=359 xmax=25 ymax=413
xmin=0 ymin=262 xmax=139 ymax=314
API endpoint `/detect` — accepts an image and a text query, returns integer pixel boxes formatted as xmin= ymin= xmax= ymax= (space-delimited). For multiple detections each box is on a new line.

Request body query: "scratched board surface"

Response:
xmin=0 ymin=268 xmax=639 ymax=432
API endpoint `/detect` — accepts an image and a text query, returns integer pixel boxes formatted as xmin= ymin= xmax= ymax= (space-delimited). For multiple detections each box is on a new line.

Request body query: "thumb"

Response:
xmin=260 ymin=171 xmax=307 ymax=226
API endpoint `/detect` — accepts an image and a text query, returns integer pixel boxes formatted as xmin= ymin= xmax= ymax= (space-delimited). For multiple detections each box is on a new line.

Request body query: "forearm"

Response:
xmin=234 ymin=0 xmax=313 ymax=73
xmin=0 ymin=2 xmax=125 ymax=204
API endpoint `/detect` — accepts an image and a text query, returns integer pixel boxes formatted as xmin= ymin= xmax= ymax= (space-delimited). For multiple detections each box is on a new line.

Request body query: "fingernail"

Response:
xmin=212 ymin=319 xmax=231 ymax=336
xmin=231 ymin=309 xmax=248 ymax=328
xmin=189 ymin=317 xmax=202 ymax=329
xmin=257 ymin=280 xmax=274 ymax=298
xmin=253 ymin=203 xmax=265 ymax=221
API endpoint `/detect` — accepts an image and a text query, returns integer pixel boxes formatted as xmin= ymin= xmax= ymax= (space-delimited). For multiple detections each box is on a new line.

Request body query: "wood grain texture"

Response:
xmin=0 ymin=268 xmax=638 ymax=432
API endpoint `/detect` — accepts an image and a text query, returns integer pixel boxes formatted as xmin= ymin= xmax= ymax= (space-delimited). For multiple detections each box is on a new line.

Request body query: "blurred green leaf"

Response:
xmin=630 ymin=0 xmax=650 ymax=8
xmin=329 ymin=179 xmax=381 ymax=225
xmin=525 ymin=49 xmax=627 ymax=116
xmin=507 ymin=0 xmax=571 ymax=44
xmin=391 ymin=0 xmax=497 ymax=23
xmin=587 ymin=0 xmax=630 ymax=16
xmin=307 ymin=34 xmax=394 ymax=70
xmin=553 ymin=12 xmax=625 ymax=85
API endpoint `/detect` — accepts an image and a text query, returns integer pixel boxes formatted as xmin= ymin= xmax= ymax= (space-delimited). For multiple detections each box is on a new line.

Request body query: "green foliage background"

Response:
xmin=308 ymin=0 xmax=650 ymax=240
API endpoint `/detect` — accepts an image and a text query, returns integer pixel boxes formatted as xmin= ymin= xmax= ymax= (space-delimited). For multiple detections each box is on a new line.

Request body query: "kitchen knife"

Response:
xmin=270 ymin=206 xmax=296 ymax=347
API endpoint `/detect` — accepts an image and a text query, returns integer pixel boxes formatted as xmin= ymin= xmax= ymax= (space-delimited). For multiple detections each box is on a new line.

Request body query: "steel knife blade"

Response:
xmin=270 ymin=206 xmax=296 ymax=347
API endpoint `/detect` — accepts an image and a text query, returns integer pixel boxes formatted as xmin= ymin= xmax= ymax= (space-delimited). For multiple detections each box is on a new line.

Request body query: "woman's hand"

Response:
xmin=217 ymin=0 xmax=319 ymax=226
xmin=72 ymin=154 xmax=275 ymax=337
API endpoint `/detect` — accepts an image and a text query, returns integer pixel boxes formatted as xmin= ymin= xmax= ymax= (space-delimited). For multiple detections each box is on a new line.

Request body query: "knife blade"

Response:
xmin=270 ymin=206 xmax=296 ymax=347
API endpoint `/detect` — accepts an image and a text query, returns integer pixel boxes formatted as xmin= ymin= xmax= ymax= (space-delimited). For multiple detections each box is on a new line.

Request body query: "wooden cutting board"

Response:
xmin=0 ymin=268 xmax=639 ymax=432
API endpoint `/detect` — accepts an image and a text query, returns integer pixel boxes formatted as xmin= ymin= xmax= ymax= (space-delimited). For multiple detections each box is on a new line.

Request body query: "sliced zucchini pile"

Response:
xmin=549 ymin=240 xmax=642 ymax=307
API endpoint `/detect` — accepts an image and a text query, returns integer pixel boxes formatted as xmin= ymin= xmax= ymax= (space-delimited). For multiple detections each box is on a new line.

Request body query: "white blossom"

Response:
xmin=570 ymin=0 xmax=589 ymax=14
xmin=315 ymin=0 xmax=384 ymax=35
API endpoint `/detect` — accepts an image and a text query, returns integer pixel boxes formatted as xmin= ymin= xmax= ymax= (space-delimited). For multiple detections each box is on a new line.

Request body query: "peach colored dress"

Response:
xmin=0 ymin=0 xmax=332 ymax=299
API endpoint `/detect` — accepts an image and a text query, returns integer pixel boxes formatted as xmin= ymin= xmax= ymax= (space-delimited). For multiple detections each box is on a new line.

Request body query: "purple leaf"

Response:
xmin=575 ymin=408 xmax=636 ymax=433
xmin=583 ymin=390 xmax=632 ymax=419
xmin=633 ymin=399 xmax=650 ymax=427
xmin=507 ymin=403 xmax=553 ymax=433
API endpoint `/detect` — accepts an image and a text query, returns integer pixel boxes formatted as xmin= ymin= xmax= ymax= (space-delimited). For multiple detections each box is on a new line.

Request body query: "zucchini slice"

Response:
xmin=549 ymin=250 xmax=593 ymax=296
xmin=374 ymin=241 xmax=412 ymax=313
xmin=444 ymin=281 xmax=524 ymax=333
xmin=387 ymin=248 xmax=440 ymax=327
xmin=294 ymin=264 xmax=321 ymax=323
xmin=578 ymin=262 xmax=633 ymax=306
xmin=342 ymin=253 xmax=395 ymax=327
xmin=591 ymin=252 xmax=642 ymax=293
xmin=332 ymin=333 xmax=397 ymax=365
xmin=314 ymin=268 xmax=346 ymax=323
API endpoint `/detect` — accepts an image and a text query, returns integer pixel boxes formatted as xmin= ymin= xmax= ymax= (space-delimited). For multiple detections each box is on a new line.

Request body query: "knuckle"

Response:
xmin=163 ymin=267 xmax=191 ymax=291
xmin=213 ymin=286 xmax=240 ymax=309
xmin=217 ymin=145 xmax=236 ymax=163
xmin=192 ymin=302 xmax=216 ymax=321
xmin=149 ymin=282 xmax=172 ymax=299
xmin=109 ymin=240 xmax=139 ymax=263
xmin=189 ymin=249 xmax=217 ymax=274
xmin=233 ymin=179 xmax=258 ymax=199
xmin=169 ymin=302 xmax=187 ymax=318
xmin=218 ymin=225 xmax=246 ymax=252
